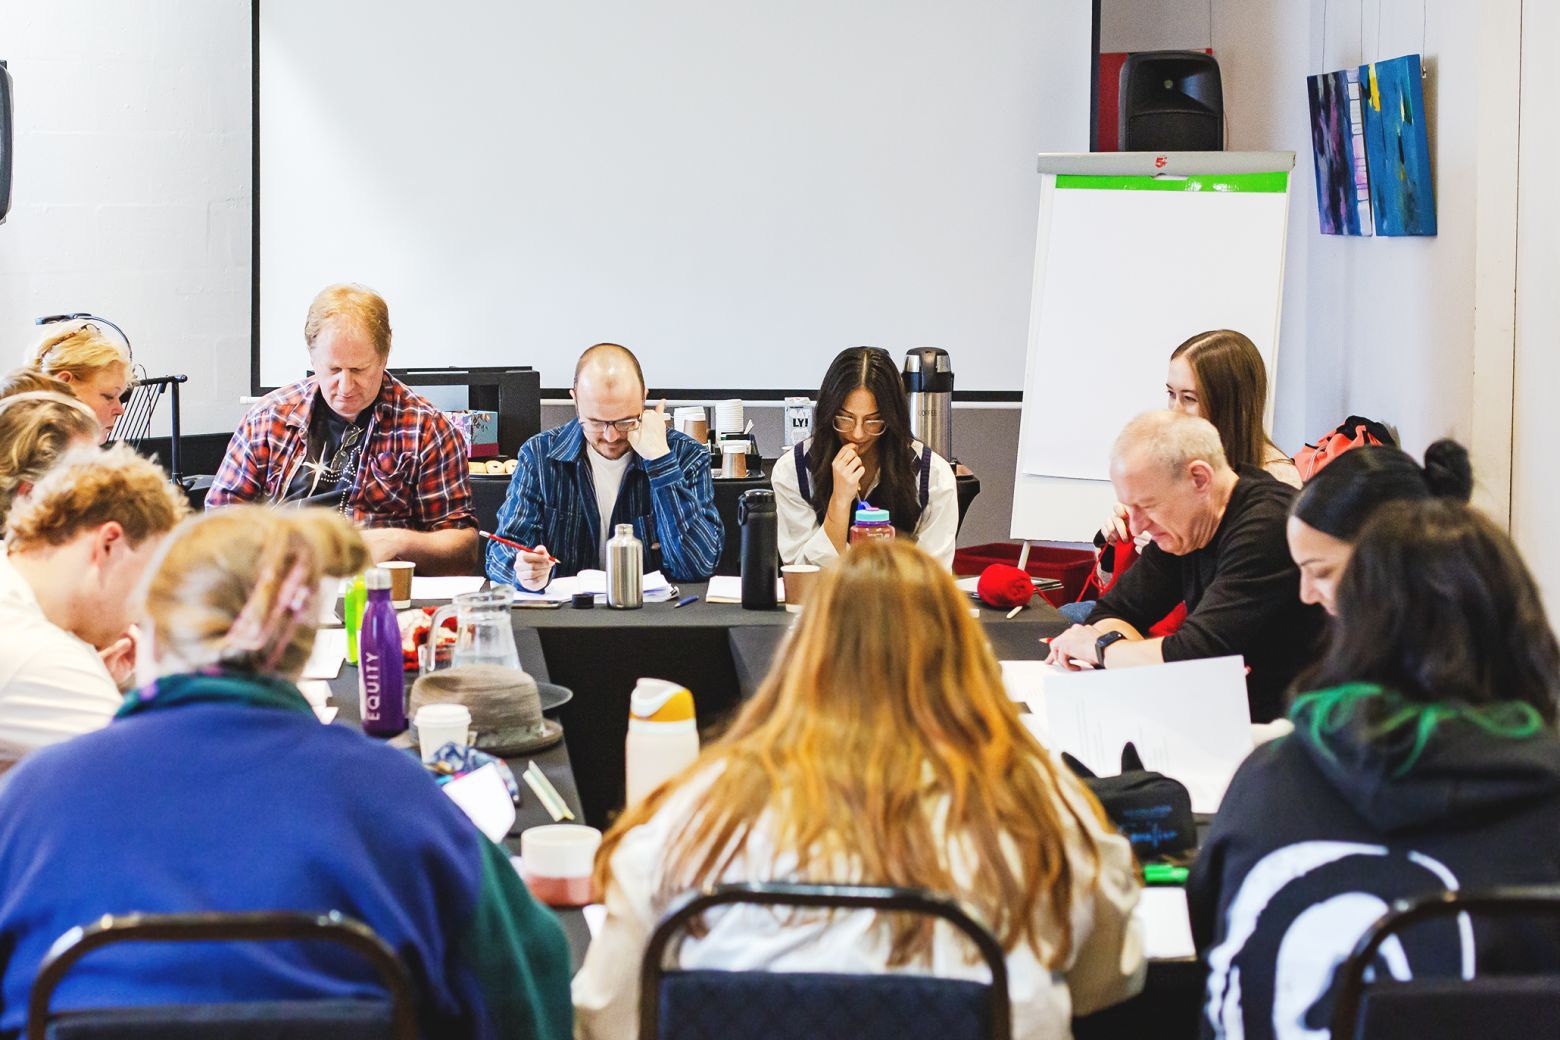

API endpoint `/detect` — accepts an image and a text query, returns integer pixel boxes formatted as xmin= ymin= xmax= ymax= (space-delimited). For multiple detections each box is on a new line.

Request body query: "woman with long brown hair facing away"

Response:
xmin=573 ymin=539 xmax=1144 ymax=1039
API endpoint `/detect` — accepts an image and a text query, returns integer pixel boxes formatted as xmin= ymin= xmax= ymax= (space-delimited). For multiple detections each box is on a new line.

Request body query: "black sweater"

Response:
xmin=1087 ymin=466 xmax=1325 ymax=722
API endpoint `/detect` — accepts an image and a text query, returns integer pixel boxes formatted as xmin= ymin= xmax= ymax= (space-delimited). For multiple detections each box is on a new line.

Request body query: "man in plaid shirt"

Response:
xmin=207 ymin=284 xmax=478 ymax=574
xmin=486 ymin=343 xmax=721 ymax=590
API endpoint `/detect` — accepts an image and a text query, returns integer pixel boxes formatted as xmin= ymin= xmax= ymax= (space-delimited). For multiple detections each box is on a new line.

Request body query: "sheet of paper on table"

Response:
xmin=999 ymin=660 xmax=1064 ymax=704
xmin=444 ymin=762 xmax=517 ymax=843
xmin=705 ymin=575 xmax=785 ymax=604
xmin=318 ymin=578 xmax=343 ymax=626
xmin=296 ymin=680 xmax=332 ymax=707
xmin=302 ymin=629 xmax=347 ymax=680
xmin=1041 ymin=655 xmax=1253 ymax=814
xmin=1136 ymin=887 xmax=1195 ymax=960
xmin=411 ymin=575 xmax=488 ymax=601
xmin=514 ymin=570 xmax=677 ymax=604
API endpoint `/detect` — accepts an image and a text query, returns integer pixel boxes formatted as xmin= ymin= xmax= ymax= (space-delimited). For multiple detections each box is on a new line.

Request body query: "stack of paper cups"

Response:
xmin=715 ymin=399 xmax=745 ymax=436
xmin=673 ymin=406 xmax=709 ymax=443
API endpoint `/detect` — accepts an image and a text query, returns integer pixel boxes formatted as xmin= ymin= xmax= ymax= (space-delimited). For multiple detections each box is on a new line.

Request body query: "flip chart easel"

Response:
xmin=1010 ymin=151 xmax=1295 ymax=561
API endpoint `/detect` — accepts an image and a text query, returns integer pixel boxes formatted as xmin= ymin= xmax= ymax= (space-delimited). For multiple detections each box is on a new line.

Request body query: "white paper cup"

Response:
xmin=720 ymin=440 xmax=749 ymax=478
xmin=715 ymin=398 xmax=745 ymax=434
xmin=382 ymin=560 xmax=415 ymax=608
xmin=781 ymin=564 xmax=821 ymax=613
xmin=520 ymin=824 xmax=602 ymax=906
xmin=415 ymin=703 xmax=472 ymax=761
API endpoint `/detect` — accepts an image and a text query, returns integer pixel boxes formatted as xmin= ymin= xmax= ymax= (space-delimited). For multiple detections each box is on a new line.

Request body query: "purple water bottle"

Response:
xmin=358 ymin=567 xmax=406 ymax=736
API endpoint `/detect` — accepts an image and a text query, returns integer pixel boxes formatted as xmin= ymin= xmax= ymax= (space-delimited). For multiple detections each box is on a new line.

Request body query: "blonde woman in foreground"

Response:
xmin=573 ymin=538 xmax=1145 ymax=1040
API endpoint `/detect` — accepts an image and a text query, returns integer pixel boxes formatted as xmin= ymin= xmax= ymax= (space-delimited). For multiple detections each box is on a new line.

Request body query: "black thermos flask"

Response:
xmin=738 ymin=489 xmax=779 ymax=610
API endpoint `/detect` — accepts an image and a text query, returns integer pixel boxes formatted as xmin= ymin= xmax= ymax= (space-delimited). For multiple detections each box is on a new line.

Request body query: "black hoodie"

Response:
xmin=1187 ymin=684 xmax=1560 ymax=1040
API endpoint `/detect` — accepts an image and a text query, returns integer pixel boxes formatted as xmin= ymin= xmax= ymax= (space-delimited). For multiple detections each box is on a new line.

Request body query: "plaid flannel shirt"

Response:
xmin=206 ymin=373 xmax=477 ymax=531
xmin=485 ymin=419 xmax=722 ymax=585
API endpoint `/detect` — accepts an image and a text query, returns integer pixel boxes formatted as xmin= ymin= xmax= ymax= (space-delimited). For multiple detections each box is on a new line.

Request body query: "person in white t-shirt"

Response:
xmin=0 ymin=445 xmax=188 ymax=768
xmin=485 ymin=344 xmax=723 ymax=590
xmin=771 ymin=346 xmax=958 ymax=570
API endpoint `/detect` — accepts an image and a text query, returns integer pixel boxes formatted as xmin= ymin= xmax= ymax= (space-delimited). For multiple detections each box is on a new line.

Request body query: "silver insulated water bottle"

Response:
xmin=606 ymin=523 xmax=644 ymax=609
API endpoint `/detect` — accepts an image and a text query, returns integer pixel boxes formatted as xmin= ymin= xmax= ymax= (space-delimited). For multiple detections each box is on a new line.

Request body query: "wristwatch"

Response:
xmin=1095 ymin=630 xmax=1128 ymax=668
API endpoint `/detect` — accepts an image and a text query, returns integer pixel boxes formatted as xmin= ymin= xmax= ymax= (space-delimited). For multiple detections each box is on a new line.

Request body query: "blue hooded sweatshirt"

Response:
xmin=0 ymin=671 xmax=571 ymax=1038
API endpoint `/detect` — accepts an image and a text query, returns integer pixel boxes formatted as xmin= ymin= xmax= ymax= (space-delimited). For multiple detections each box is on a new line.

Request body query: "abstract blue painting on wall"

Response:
xmin=1306 ymin=68 xmax=1372 ymax=236
xmin=1359 ymin=54 xmax=1437 ymax=236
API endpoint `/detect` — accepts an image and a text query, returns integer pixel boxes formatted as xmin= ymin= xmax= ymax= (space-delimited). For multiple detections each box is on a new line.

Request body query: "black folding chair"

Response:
xmin=111 ymin=373 xmax=190 ymax=485
xmin=27 ymin=910 xmax=418 ymax=1040
xmin=640 ymin=882 xmax=1011 ymax=1040
xmin=1330 ymin=885 xmax=1560 ymax=1040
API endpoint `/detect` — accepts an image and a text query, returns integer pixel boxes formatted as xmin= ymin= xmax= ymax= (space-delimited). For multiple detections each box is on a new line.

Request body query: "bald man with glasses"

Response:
xmin=486 ymin=343 xmax=723 ymax=590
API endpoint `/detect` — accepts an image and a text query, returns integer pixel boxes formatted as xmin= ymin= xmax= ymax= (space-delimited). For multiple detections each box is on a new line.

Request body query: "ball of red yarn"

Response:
xmin=976 ymin=564 xmax=1034 ymax=609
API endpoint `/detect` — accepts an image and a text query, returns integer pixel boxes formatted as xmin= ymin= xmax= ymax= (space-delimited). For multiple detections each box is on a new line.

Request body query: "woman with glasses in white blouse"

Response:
xmin=770 ymin=346 xmax=959 ymax=570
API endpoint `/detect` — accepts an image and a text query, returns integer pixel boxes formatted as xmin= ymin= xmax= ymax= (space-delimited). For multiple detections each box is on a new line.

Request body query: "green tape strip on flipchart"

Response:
xmin=1054 ymin=172 xmax=1289 ymax=193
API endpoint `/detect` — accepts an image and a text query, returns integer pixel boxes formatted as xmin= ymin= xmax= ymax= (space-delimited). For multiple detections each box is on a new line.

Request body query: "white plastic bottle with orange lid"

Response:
xmin=625 ymin=678 xmax=700 ymax=806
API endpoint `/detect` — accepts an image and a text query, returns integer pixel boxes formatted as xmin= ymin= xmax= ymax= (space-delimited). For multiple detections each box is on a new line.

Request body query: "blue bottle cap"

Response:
xmin=854 ymin=505 xmax=890 ymax=524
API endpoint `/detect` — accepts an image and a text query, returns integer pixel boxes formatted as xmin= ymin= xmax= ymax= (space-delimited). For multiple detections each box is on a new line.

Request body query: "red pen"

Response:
xmin=479 ymin=530 xmax=560 ymax=564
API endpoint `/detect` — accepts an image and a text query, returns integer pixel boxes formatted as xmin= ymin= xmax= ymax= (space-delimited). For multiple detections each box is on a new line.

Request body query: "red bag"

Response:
xmin=1294 ymin=416 xmax=1396 ymax=481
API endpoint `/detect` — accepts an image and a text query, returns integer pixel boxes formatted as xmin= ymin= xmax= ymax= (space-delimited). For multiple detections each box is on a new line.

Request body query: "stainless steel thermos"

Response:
xmin=902 ymin=347 xmax=954 ymax=463
xmin=606 ymin=523 xmax=643 ymax=609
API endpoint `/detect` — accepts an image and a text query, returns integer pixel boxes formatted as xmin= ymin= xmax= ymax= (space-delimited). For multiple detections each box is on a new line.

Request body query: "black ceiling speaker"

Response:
xmin=0 ymin=61 xmax=12 ymax=224
xmin=1119 ymin=50 xmax=1224 ymax=151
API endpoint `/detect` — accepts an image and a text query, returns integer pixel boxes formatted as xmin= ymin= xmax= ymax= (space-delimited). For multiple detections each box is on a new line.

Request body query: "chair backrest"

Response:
xmin=1330 ymin=885 xmax=1560 ymax=1040
xmin=27 ymin=910 xmax=418 ymax=1040
xmin=110 ymin=374 xmax=188 ymax=483
xmin=640 ymin=881 xmax=1011 ymax=1040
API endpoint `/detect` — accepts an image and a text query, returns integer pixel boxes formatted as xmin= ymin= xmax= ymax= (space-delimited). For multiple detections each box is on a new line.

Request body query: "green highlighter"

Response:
xmin=1143 ymin=864 xmax=1189 ymax=886
xmin=344 ymin=574 xmax=367 ymax=665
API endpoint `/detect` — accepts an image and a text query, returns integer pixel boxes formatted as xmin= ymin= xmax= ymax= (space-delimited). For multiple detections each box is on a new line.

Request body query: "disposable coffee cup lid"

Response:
xmin=416 ymin=703 xmax=472 ymax=726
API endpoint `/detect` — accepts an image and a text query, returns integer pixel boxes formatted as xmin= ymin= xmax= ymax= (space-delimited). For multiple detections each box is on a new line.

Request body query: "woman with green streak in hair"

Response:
xmin=1187 ymin=498 xmax=1560 ymax=1040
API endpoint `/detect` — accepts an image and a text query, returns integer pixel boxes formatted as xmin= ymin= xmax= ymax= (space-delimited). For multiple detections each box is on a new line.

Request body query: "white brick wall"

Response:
xmin=0 ymin=0 xmax=250 ymax=436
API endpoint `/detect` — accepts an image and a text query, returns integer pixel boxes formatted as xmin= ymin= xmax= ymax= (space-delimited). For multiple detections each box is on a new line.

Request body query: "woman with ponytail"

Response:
xmin=573 ymin=539 xmax=1144 ymax=1039
xmin=1188 ymin=498 xmax=1560 ymax=1040
xmin=0 ymin=506 xmax=571 ymax=1039
xmin=1286 ymin=439 xmax=1474 ymax=615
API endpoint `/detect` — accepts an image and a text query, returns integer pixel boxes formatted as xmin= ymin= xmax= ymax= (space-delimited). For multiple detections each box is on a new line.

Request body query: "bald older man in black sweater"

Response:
xmin=1046 ymin=411 xmax=1325 ymax=722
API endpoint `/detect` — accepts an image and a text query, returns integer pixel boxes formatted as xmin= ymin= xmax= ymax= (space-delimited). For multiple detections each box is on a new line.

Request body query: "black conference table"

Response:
xmin=508 ymin=582 xmax=1069 ymax=830
xmin=329 ymin=586 xmax=1200 ymax=1037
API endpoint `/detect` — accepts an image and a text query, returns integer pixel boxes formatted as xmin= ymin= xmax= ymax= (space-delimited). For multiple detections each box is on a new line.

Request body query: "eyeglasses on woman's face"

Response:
xmin=580 ymin=416 xmax=643 ymax=434
xmin=832 ymin=414 xmax=886 ymax=436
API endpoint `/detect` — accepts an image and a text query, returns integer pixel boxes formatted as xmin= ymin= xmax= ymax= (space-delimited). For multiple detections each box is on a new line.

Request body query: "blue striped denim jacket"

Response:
xmin=485 ymin=419 xmax=723 ymax=586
